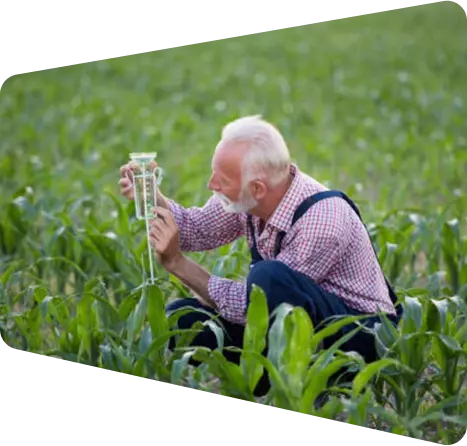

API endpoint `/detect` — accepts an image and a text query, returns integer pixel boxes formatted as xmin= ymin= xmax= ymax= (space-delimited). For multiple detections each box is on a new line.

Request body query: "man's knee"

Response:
xmin=246 ymin=260 xmax=292 ymax=306
xmin=246 ymin=260 xmax=321 ymax=318
xmin=166 ymin=298 xmax=187 ymax=313
xmin=248 ymin=260 xmax=288 ymax=286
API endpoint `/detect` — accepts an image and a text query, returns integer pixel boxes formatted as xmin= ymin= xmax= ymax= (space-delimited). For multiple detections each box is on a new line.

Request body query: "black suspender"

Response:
xmin=247 ymin=190 xmax=402 ymax=317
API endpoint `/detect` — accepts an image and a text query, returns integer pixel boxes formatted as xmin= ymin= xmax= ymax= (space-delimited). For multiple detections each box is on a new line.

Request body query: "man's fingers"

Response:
xmin=155 ymin=207 xmax=170 ymax=217
xmin=155 ymin=214 xmax=169 ymax=227
xmin=150 ymin=222 xmax=167 ymax=242
xmin=120 ymin=165 xmax=135 ymax=182
xmin=150 ymin=225 xmax=163 ymax=237
xmin=154 ymin=207 xmax=175 ymax=226
xmin=121 ymin=161 xmax=159 ymax=176
xmin=149 ymin=235 xmax=159 ymax=250
xmin=151 ymin=208 xmax=169 ymax=226
xmin=149 ymin=229 xmax=163 ymax=243
xmin=123 ymin=187 xmax=134 ymax=197
xmin=121 ymin=162 xmax=142 ymax=175
xmin=151 ymin=217 xmax=162 ymax=229
xmin=121 ymin=183 xmax=133 ymax=194
xmin=150 ymin=232 xmax=160 ymax=242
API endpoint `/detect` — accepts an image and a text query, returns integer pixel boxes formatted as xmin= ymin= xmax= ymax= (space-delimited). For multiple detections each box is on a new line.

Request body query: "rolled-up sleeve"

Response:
xmin=167 ymin=196 xmax=244 ymax=252
xmin=207 ymin=276 xmax=247 ymax=325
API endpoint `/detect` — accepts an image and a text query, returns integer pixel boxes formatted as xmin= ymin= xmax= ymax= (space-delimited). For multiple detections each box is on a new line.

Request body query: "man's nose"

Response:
xmin=207 ymin=175 xmax=219 ymax=191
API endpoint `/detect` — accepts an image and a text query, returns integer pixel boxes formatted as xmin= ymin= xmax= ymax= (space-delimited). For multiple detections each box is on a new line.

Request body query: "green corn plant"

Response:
xmin=372 ymin=294 xmax=467 ymax=440
xmin=423 ymin=300 xmax=467 ymax=442
xmin=237 ymin=307 xmax=386 ymax=420
xmin=6 ymin=285 xmax=48 ymax=352
xmin=379 ymin=213 xmax=435 ymax=292
xmin=82 ymin=232 xmax=142 ymax=300
xmin=191 ymin=285 xmax=270 ymax=401
xmin=195 ymin=285 xmax=385 ymax=414
xmin=427 ymin=296 xmax=467 ymax=404
xmin=8 ymin=279 xmax=149 ymax=373
xmin=290 ymin=312 xmax=369 ymax=414
xmin=0 ymin=197 xmax=31 ymax=259
xmin=96 ymin=283 xmax=206 ymax=386
xmin=346 ymin=356 xmax=413 ymax=429
xmin=37 ymin=280 xmax=111 ymax=365
xmin=441 ymin=218 xmax=466 ymax=296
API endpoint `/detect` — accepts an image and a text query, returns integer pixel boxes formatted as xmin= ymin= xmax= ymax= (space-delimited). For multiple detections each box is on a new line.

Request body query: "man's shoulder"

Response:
xmin=298 ymin=175 xmax=347 ymax=209
xmin=293 ymin=184 xmax=354 ymax=233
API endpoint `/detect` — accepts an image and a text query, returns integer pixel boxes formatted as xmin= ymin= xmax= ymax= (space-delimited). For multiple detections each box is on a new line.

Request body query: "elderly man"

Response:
xmin=120 ymin=115 xmax=401 ymax=391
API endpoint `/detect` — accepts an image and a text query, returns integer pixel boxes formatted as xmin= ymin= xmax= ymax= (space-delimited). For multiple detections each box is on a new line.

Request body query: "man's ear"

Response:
xmin=251 ymin=180 xmax=267 ymax=200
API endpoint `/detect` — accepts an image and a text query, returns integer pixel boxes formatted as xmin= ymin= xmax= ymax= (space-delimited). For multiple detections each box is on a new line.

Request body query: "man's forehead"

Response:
xmin=214 ymin=140 xmax=249 ymax=160
xmin=212 ymin=141 xmax=247 ymax=176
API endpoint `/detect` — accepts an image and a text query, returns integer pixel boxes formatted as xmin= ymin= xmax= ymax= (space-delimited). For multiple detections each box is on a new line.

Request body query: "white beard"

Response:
xmin=213 ymin=190 xmax=257 ymax=214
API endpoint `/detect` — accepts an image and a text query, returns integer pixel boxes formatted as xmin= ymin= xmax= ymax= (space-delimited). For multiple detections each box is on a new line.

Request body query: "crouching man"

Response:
xmin=119 ymin=115 xmax=401 ymax=393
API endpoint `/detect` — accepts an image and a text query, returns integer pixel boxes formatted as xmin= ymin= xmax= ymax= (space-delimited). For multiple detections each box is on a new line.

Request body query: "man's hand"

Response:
xmin=119 ymin=161 xmax=170 ymax=210
xmin=150 ymin=207 xmax=217 ymax=310
xmin=149 ymin=207 xmax=183 ymax=273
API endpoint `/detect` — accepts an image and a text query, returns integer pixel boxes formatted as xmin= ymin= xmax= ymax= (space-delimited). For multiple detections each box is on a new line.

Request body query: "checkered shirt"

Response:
xmin=168 ymin=163 xmax=396 ymax=325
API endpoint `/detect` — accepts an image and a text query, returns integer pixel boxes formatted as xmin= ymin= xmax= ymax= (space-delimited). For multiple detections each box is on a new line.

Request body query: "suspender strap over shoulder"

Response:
xmin=274 ymin=191 xmax=350 ymax=257
xmin=247 ymin=190 xmax=402 ymax=317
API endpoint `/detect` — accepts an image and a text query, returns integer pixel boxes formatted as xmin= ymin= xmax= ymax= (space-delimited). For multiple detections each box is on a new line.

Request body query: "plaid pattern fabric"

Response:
xmin=168 ymin=164 xmax=396 ymax=325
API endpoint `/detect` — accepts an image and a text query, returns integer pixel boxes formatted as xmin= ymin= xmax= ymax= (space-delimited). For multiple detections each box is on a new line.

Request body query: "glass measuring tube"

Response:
xmin=128 ymin=152 xmax=164 ymax=285
xmin=129 ymin=152 xmax=163 ymax=220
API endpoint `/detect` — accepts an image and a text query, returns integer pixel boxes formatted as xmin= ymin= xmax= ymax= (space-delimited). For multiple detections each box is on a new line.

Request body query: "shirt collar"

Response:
xmin=261 ymin=163 xmax=304 ymax=233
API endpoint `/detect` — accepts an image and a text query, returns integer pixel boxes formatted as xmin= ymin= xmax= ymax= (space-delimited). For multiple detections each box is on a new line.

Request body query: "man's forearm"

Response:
xmin=167 ymin=255 xmax=217 ymax=309
xmin=157 ymin=189 xmax=170 ymax=210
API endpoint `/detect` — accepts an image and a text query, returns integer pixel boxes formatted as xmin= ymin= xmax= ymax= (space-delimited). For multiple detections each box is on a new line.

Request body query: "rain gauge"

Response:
xmin=127 ymin=152 xmax=164 ymax=285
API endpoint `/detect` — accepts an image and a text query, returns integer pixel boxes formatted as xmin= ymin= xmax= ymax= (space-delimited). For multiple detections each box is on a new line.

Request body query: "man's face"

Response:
xmin=207 ymin=142 xmax=257 ymax=213
xmin=214 ymin=187 xmax=258 ymax=214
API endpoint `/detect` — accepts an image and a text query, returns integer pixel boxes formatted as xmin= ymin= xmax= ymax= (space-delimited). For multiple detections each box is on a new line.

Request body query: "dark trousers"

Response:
xmin=166 ymin=260 xmax=397 ymax=394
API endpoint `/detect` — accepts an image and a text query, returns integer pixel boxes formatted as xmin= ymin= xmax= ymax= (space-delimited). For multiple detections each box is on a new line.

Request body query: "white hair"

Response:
xmin=218 ymin=115 xmax=291 ymax=188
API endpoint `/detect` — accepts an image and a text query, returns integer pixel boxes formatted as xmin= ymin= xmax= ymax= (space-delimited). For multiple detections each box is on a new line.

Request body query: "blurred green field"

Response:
xmin=1 ymin=2 xmax=467 ymax=443
xmin=1 ymin=2 xmax=466 ymax=211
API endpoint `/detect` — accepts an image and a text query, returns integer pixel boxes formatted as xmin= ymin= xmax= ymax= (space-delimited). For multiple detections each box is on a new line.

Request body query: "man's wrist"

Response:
xmin=164 ymin=253 xmax=185 ymax=275
xmin=163 ymin=254 xmax=216 ymax=309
